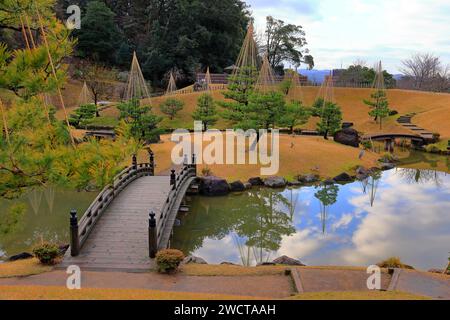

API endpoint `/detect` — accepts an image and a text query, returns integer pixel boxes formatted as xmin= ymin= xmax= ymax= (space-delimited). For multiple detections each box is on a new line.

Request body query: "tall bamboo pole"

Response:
xmin=35 ymin=6 xmax=75 ymax=146
xmin=0 ymin=99 xmax=11 ymax=145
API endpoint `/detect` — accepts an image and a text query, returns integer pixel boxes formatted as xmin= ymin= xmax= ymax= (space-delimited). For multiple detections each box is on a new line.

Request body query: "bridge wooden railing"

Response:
xmin=69 ymin=152 xmax=155 ymax=256
xmin=148 ymin=154 xmax=198 ymax=257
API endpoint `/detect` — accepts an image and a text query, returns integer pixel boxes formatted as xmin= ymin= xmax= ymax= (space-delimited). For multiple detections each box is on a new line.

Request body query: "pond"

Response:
xmin=0 ymin=189 xmax=95 ymax=261
xmin=171 ymin=167 xmax=450 ymax=270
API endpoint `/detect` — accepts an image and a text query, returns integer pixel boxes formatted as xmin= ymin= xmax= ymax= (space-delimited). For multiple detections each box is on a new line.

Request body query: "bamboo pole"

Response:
xmin=0 ymin=99 xmax=11 ymax=145
xmin=19 ymin=15 xmax=31 ymax=50
xmin=24 ymin=13 xmax=37 ymax=49
xmin=35 ymin=6 xmax=75 ymax=146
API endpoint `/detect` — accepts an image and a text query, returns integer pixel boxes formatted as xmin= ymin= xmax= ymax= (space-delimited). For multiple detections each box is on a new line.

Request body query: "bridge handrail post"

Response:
xmin=148 ymin=211 xmax=158 ymax=258
xmin=132 ymin=154 xmax=137 ymax=172
xmin=149 ymin=150 xmax=155 ymax=176
xmin=170 ymin=169 xmax=176 ymax=189
xmin=70 ymin=209 xmax=80 ymax=256
xmin=191 ymin=153 xmax=197 ymax=176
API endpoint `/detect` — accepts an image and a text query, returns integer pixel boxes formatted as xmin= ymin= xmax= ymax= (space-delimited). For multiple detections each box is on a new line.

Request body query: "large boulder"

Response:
xmin=333 ymin=128 xmax=360 ymax=148
xmin=264 ymin=176 xmax=287 ymax=188
xmin=380 ymin=163 xmax=395 ymax=171
xmin=230 ymin=180 xmax=246 ymax=192
xmin=182 ymin=256 xmax=207 ymax=265
xmin=273 ymin=255 xmax=306 ymax=266
xmin=199 ymin=176 xmax=230 ymax=196
xmin=297 ymin=174 xmax=319 ymax=184
xmin=248 ymin=177 xmax=264 ymax=186
xmin=8 ymin=252 xmax=33 ymax=262
xmin=333 ymin=172 xmax=354 ymax=183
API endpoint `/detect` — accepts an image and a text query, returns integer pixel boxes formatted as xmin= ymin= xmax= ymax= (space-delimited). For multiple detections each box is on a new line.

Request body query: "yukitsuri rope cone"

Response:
xmin=125 ymin=51 xmax=151 ymax=104
xmin=165 ymin=72 xmax=177 ymax=96
xmin=232 ymin=23 xmax=259 ymax=75
xmin=255 ymin=54 xmax=276 ymax=93
xmin=285 ymin=69 xmax=305 ymax=102
xmin=0 ymin=99 xmax=10 ymax=145
xmin=204 ymin=67 xmax=212 ymax=91
xmin=373 ymin=61 xmax=386 ymax=91
xmin=78 ymin=82 xmax=94 ymax=106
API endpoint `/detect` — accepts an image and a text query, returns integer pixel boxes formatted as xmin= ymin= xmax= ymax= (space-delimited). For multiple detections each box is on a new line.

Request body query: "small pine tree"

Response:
xmin=279 ymin=101 xmax=310 ymax=133
xmin=316 ymin=102 xmax=343 ymax=140
xmin=311 ymin=97 xmax=325 ymax=117
xmin=192 ymin=94 xmax=218 ymax=131
xmin=159 ymin=98 xmax=184 ymax=120
xmin=69 ymin=104 xmax=97 ymax=127
xmin=363 ymin=90 xmax=391 ymax=129
xmin=117 ymin=99 xmax=162 ymax=143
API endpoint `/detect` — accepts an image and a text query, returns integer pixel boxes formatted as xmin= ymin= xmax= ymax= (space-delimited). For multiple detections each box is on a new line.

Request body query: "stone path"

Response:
xmin=393 ymin=270 xmax=450 ymax=300
xmin=397 ymin=113 xmax=434 ymax=141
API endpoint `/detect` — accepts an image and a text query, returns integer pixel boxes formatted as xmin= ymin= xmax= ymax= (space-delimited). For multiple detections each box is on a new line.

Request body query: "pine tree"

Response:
xmin=192 ymin=94 xmax=218 ymax=131
xmin=363 ymin=90 xmax=391 ymax=129
xmin=159 ymin=98 xmax=184 ymax=120
xmin=279 ymin=101 xmax=310 ymax=133
xmin=316 ymin=102 xmax=343 ymax=140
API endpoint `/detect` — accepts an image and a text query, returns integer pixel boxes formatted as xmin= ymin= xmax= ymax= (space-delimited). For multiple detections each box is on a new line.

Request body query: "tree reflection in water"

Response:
xmin=172 ymin=188 xmax=296 ymax=265
xmin=314 ymin=183 xmax=339 ymax=234
xmin=396 ymin=168 xmax=446 ymax=187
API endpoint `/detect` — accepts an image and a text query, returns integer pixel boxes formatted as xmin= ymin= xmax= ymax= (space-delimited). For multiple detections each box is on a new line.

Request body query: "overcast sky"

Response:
xmin=246 ymin=0 xmax=450 ymax=73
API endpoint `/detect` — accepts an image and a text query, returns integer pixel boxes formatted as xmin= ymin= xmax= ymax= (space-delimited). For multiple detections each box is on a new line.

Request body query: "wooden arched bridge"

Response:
xmin=60 ymin=153 xmax=198 ymax=271
xmin=361 ymin=133 xmax=427 ymax=152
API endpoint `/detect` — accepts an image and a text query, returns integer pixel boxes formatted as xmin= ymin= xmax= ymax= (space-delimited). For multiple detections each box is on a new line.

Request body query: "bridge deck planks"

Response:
xmin=60 ymin=176 xmax=172 ymax=271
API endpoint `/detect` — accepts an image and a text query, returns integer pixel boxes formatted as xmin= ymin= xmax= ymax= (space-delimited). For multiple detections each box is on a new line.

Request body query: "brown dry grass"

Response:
xmin=0 ymin=259 xmax=53 ymax=278
xmin=0 ymin=285 xmax=264 ymax=300
xmin=143 ymin=133 xmax=379 ymax=181
xmin=289 ymin=291 xmax=429 ymax=300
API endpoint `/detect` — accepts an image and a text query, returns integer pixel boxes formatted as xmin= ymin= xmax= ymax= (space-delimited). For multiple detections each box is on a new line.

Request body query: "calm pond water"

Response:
xmin=0 ymin=189 xmax=95 ymax=261
xmin=0 ymin=149 xmax=449 ymax=269
xmin=171 ymin=168 xmax=450 ymax=270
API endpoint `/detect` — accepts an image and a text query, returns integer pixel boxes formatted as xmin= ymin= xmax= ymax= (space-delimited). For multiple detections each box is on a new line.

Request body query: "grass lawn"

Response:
xmin=142 ymin=133 xmax=379 ymax=181
xmin=289 ymin=291 xmax=430 ymax=300
xmin=0 ymin=285 xmax=429 ymax=300
xmin=0 ymin=259 xmax=53 ymax=278
xmin=0 ymin=285 xmax=264 ymax=300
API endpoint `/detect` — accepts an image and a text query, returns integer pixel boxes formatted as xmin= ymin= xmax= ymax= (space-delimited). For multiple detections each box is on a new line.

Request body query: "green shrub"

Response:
xmin=377 ymin=257 xmax=414 ymax=270
xmin=360 ymin=140 xmax=372 ymax=150
xmin=156 ymin=249 xmax=185 ymax=273
xmin=379 ymin=153 xmax=397 ymax=163
xmin=425 ymin=144 xmax=441 ymax=153
xmin=32 ymin=242 xmax=60 ymax=265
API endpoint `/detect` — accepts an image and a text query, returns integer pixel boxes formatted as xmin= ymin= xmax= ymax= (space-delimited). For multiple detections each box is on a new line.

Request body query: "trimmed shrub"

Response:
xmin=425 ymin=144 xmax=441 ymax=154
xmin=389 ymin=110 xmax=398 ymax=116
xmin=156 ymin=249 xmax=185 ymax=273
xmin=360 ymin=140 xmax=372 ymax=150
xmin=377 ymin=257 xmax=414 ymax=270
xmin=32 ymin=242 xmax=60 ymax=265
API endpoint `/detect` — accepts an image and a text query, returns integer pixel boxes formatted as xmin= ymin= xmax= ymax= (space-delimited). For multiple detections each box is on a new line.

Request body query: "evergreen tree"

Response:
xmin=69 ymin=104 xmax=97 ymax=127
xmin=363 ymin=90 xmax=391 ymax=129
xmin=159 ymin=98 xmax=184 ymax=120
xmin=220 ymin=66 xmax=258 ymax=124
xmin=279 ymin=101 xmax=310 ymax=133
xmin=316 ymin=102 xmax=343 ymax=139
xmin=242 ymin=91 xmax=286 ymax=131
xmin=192 ymin=93 xmax=218 ymax=131
xmin=117 ymin=99 xmax=162 ymax=143
xmin=74 ymin=1 xmax=121 ymax=64
xmin=311 ymin=98 xmax=325 ymax=117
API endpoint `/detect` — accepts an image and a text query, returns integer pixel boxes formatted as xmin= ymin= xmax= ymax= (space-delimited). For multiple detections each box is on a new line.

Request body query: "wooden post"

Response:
xmin=170 ymin=169 xmax=176 ymax=189
xmin=191 ymin=153 xmax=197 ymax=175
xmin=70 ymin=210 xmax=80 ymax=256
xmin=149 ymin=150 xmax=155 ymax=176
xmin=148 ymin=212 xmax=158 ymax=258
xmin=132 ymin=154 xmax=137 ymax=171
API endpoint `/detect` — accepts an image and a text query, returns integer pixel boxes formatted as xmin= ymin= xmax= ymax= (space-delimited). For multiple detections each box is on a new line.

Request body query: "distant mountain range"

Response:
xmin=298 ymin=69 xmax=404 ymax=84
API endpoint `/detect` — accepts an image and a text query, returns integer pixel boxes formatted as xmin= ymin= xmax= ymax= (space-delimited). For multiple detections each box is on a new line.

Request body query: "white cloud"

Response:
xmin=246 ymin=0 xmax=450 ymax=73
